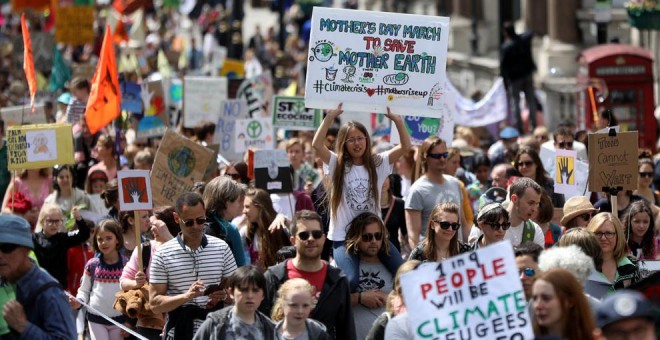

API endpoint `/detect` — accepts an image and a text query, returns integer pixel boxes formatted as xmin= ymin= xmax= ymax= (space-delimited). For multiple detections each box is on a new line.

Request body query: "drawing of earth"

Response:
xmin=168 ymin=146 xmax=196 ymax=177
xmin=406 ymin=117 xmax=441 ymax=140
xmin=313 ymin=43 xmax=334 ymax=62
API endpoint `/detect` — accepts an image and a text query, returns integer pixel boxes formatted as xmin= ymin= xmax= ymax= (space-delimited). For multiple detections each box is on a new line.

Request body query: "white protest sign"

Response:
xmin=272 ymin=96 xmax=322 ymax=131
xmin=554 ymin=149 xmax=577 ymax=195
xmin=254 ymin=149 xmax=293 ymax=193
xmin=390 ymin=111 xmax=454 ymax=146
xmin=237 ymin=71 xmax=274 ymax=118
xmin=117 ymin=170 xmax=153 ymax=211
xmin=305 ymin=8 xmax=450 ymax=117
xmin=1 ymin=104 xmax=47 ymax=126
xmin=400 ymin=241 xmax=533 ymax=340
xmin=214 ymin=99 xmax=249 ymax=162
xmin=235 ymin=118 xmax=275 ymax=153
xmin=542 ymin=145 xmax=590 ymax=199
xmin=183 ymin=76 xmax=228 ymax=127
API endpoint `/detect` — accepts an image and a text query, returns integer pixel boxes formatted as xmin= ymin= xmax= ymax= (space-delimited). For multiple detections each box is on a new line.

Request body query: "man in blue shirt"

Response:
xmin=0 ymin=215 xmax=76 ymax=339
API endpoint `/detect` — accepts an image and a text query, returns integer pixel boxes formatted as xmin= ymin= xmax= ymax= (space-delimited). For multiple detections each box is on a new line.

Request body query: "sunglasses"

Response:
xmin=427 ymin=152 xmax=449 ymax=159
xmin=225 ymin=173 xmax=242 ymax=180
xmin=361 ymin=232 xmax=384 ymax=242
xmin=0 ymin=243 xmax=20 ymax=254
xmin=433 ymin=220 xmax=461 ymax=231
xmin=517 ymin=161 xmax=534 ymax=168
xmin=557 ymin=141 xmax=573 ymax=149
xmin=297 ymin=230 xmax=324 ymax=241
xmin=639 ymin=172 xmax=654 ymax=178
xmin=486 ymin=222 xmax=511 ymax=231
xmin=181 ymin=217 xmax=207 ymax=227
xmin=580 ymin=213 xmax=594 ymax=221
xmin=519 ymin=267 xmax=535 ymax=277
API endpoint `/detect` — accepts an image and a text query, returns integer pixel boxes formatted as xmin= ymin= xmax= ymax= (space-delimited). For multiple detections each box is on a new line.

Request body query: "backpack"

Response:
xmin=521 ymin=221 xmax=535 ymax=244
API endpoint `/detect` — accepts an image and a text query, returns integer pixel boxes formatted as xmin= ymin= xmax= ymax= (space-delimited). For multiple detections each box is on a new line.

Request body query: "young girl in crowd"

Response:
xmin=312 ymin=104 xmax=410 ymax=290
xmin=409 ymin=203 xmax=470 ymax=262
xmin=44 ymin=164 xmax=91 ymax=216
xmin=624 ymin=200 xmax=658 ymax=260
xmin=70 ymin=219 xmax=128 ymax=340
xmin=271 ymin=278 xmax=331 ymax=340
xmin=470 ymin=202 xmax=510 ymax=250
xmin=119 ymin=210 xmax=150 ymax=257
xmin=85 ymin=169 xmax=109 ymax=216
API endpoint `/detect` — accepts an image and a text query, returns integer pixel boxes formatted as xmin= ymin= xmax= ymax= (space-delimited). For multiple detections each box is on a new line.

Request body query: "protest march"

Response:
xmin=0 ymin=0 xmax=658 ymax=340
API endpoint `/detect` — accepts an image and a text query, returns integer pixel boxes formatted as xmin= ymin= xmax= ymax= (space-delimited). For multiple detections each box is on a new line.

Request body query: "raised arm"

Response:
xmin=312 ymin=103 xmax=343 ymax=165
xmin=405 ymin=209 xmax=422 ymax=250
xmin=385 ymin=109 xmax=411 ymax=164
xmin=62 ymin=208 xmax=90 ymax=248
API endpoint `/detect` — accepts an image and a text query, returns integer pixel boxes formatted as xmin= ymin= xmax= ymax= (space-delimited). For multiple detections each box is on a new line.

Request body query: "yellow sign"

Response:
xmin=555 ymin=156 xmax=575 ymax=185
xmin=6 ymin=124 xmax=75 ymax=170
xmin=55 ymin=6 xmax=95 ymax=45
xmin=220 ymin=59 xmax=245 ymax=78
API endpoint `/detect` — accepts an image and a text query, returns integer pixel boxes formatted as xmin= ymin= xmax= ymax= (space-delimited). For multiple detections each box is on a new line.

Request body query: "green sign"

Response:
xmin=272 ymin=96 xmax=322 ymax=131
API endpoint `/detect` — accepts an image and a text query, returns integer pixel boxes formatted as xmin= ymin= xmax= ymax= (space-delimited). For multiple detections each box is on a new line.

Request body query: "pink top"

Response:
xmin=120 ymin=240 xmax=159 ymax=282
xmin=14 ymin=176 xmax=51 ymax=212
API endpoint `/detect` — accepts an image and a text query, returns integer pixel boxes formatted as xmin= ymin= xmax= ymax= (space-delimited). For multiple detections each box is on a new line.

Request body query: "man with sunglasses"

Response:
xmin=541 ymin=123 xmax=587 ymax=161
xmin=0 ymin=215 xmax=76 ymax=339
xmin=260 ymin=210 xmax=356 ymax=340
xmin=149 ymin=192 xmax=238 ymax=340
xmin=513 ymin=242 xmax=543 ymax=301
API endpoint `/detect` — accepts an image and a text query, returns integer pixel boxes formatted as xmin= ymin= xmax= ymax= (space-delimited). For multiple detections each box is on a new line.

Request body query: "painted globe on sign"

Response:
xmin=168 ymin=146 xmax=196 ymax=177
xmin=314 ymin=43 xmax=334 ymax=62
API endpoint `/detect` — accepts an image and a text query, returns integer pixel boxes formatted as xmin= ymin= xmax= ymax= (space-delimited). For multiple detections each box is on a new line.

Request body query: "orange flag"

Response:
xmin=113 ymin=19 xmax=129 ymax=45
xmin=85 ymin=25 xmax=121 ymax=134
xmin=21 ymin=13 xmax=37 ymax=112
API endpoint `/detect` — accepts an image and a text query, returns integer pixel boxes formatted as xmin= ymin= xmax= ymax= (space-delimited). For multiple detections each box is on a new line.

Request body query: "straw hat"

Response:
xmin=561 ymin=196 xmax=598 ymax=225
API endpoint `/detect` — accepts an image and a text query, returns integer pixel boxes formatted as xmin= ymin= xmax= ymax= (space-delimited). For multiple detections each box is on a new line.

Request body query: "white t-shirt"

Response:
xmin=324 ymin=151 xmax=392 ymax=241
xmin=468 ymin=219 xmax=545 ymax=248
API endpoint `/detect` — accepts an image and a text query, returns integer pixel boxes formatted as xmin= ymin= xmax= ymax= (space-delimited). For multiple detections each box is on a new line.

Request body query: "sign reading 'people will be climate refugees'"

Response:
xmin=305 ymin=8 xmax=450 ymax=117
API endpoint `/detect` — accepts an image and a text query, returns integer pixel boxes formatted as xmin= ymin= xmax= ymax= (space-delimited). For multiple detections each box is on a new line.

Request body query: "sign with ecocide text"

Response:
xmin=587 ymin=131 xmax=638 ymax=192
xmin=272 ymin=96 xmax=322 ymax=130
xmin=399 ymin=241 xmax=533 ymax=340
xmin=305 ymin=8 xmax=450 ymax=117
xmin=6 ymin=124 xmax=74 ymax=170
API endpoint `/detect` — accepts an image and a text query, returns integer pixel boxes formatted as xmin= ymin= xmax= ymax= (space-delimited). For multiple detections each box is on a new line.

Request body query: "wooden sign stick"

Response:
xmin=135 ymin=212 xmax=143 ymax=273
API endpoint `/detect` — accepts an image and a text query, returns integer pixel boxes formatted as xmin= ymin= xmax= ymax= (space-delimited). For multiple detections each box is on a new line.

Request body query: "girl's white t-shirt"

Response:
xmin=324 ymin=151 xmax=393 ymax=241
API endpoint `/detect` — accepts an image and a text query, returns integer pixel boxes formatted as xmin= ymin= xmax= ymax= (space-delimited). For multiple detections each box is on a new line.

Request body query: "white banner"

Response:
xmin=447 ymin=77 xmax=508 ymax=127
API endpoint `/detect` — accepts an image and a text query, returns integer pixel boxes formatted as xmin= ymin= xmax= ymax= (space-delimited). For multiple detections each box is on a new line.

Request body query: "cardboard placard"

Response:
xmin=0 ymin=104 xmax=47 ymax=126
xmin=304 ymin=8 xmax=450 ymax=117
xmin=400 ymin=241 xmax=533 ymax=340
xmin=272 ymin=96 xmax=322 ymax=131
xmin=55 ymin=6 xmax=95 ymax=46
xmin=235 ymin=118 xmax=275 ymax=153
xmin=150 ymin=129 xmax=215 ymax=207
xmin=254 ymin=149 xmax=293 ymax=194
xmin=137 ymin=80 xmax=169 ymax=139
xmin=588 ymin=131 xmax=638 ymax=192
xmin=236 ymin=71 xmax=274 ymax=118
xmin=6 ymin=124 xmax=74 ymax=170
xmin=11 ymin=0 xmax=50 ymax=11
xmin=183 ymin=76 xmax=228 ymax=128
xmin=213 ymin=99 xmax=249 ymax=162
xmin=117 ymin=170 xmax=153 ymax=211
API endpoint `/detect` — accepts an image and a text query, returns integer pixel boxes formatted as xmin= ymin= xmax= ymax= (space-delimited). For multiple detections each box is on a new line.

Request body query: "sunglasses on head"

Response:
xmin=517 ymin=161 xmax=534 ymax=168
xmin=225 ymin=173 xmax=241 ymax=180
xmin=427 ymin=152 xmax=449 ymax=159
xmin=486 ymin=222 xmax=511 ymax=231
xmin=639 ymin=172 xmax=654 ymax=178
xmin=361 ymin=232 xmax=383 ymax=242
xmin=0 ymin=243 xmax=20 ymax=254
xmin=557 ymin=141 xmax=573 ymax=149
xmin=181 ymin=217 xmax=207 ymax=227
xmin=297 ymin=230 xmax=324 ymax=241
xmin=433 ymin=220 xmax=460 ymax=231
xmin=519 ymin=267 xmax=535 ymax=277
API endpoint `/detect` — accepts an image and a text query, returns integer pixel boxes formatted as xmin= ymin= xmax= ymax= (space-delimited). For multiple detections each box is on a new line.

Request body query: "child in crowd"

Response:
xmin=271 ymin=278 xmax=331 ymax=340
xmin=85 ymin=169 xmax=109 ymax=216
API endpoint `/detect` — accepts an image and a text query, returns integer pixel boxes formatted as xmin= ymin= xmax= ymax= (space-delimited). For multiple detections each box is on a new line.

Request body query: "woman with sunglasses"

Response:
xmin=409 ymin=203 xmax=469 ymax=262
xmin=513 ymin=147 xmax=564 ymax=208
xmin=634 ymin=156 xmax=660 ymax=205
xmin=471 ymin=203 xmax=511 ymax=250
xmin=623 ymin=200 xmax=659 ymax=260
xmin=312 ymin=104 xmax=410 ymax=292
xmin=587 ymin=213 xmax=639 ymax=298
xmin=560 ymin=196 xmax=599 ymax=230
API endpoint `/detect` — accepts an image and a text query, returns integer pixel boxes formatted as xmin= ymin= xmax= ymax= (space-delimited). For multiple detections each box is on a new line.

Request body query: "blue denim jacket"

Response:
xmin=14 ymin=263 xmax=76 ymax=339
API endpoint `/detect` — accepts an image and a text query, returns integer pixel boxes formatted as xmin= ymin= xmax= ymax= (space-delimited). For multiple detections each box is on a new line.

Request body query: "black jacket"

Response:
xmin=500 ymin=31 xmax=536 ymax=83
xmin=259 ymin=260 xmax=356 ymax=340
xmin=32 ymin=218 xmax=90 ymax=287
xmin=275 ymin=318 xmax=332 ymax=340
xmin=192 ymin=306 xmax=278 ymax=340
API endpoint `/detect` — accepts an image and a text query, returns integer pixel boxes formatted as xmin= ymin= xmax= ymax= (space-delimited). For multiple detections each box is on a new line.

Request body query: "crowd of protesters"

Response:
xmin=0 ymin=0 xmax=658 ymax=340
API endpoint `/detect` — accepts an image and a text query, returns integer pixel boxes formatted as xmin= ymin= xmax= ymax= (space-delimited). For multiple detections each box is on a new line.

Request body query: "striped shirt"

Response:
xmin=66 ymin=98 xmax=86 ymax=124
xmin=150 ymin=234 xmax=237 ymax=335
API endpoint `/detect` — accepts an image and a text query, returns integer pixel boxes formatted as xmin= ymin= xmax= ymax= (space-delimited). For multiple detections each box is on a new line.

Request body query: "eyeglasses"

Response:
xmin=297 ymin=230 xmax=324 ymax=241
xmin=595 ymin=231 xmax=616 ymax=239
xmin=639 ymin=172 xmax=654 ymax=178
xmin=519 ymin=267 xmax=535 ymax=277
xmin=517 ymin=161 xmax=534 ymax=168
xmin=181 ymin=217 xmax=207 ymax=227
xmin=0 ymin=243 xmax=20 ymax=254
xmin=346 ymin=136 xmax=366 ymax=144
xmin=486 ymin=222 xmax=512 ymax=231
xmin=45 ymin=219 xmax=63 ymax=226
xmin=557 ymin=141 xmax=573 ymax=149
xmin=225 ymin=173 xmax=241 ymax=180
xmin=361 ymin=232 xmax=383 ymax=242
xmin=427 ymin=152 xmax=449 ymax=159
xmin=580 ymin=213 xmax=594 ymax=221
xmin=433 ymin=221 xmax=461 ymax=231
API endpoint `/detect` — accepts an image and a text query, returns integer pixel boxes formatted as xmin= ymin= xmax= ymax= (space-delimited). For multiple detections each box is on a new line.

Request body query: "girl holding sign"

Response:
xmin=312 ymin=104 xmax=411 ymax=291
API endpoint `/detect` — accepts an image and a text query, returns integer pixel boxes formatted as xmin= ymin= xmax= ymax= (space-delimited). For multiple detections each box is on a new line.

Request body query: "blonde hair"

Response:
xmin=271 ymin=278 xmax=316 ymax=321
xmin=36 ymin=203 xmax=65 ymax=233
xmin=587 ymin=212 xmax=628 ymax=261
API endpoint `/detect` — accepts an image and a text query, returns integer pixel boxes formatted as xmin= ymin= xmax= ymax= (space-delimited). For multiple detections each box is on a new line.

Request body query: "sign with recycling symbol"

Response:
xmin=235 ymin=118 xmax=274 ymax=153
xmin=272 ymin=96 xmax=322 ymax=130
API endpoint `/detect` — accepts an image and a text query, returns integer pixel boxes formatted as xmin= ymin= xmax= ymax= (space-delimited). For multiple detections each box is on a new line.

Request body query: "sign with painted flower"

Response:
xmin=304 ymin=8 xmax=450 ymax=117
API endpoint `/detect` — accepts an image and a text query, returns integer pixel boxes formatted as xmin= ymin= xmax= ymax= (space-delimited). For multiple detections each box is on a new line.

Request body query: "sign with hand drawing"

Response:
xmin=554 ymin=149 xmax=577 ymax=195
xmin=117 ymin=170 xmax=153 ymax=211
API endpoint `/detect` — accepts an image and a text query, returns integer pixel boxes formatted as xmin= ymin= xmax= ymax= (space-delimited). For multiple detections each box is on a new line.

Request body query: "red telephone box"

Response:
xmin=577 ymin=44 xmax=656 ymax=150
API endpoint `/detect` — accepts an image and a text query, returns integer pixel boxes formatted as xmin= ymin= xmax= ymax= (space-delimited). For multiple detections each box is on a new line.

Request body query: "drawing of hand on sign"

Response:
xmin=123 ymin=177 xmax=148 ymax=203
xmin=557 ymin=157 xmax=574 ymax=184
xmin=140 ymin=83 xmax=154 ymax=112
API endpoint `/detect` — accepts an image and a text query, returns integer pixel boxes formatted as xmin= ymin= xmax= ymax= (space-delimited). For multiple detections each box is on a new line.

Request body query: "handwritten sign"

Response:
xmin=1 ymin=104 xmax=46 ymax=126
xmin=400 ymin=241 xmax=533 ymax=340
xmin=235 ymin=118 xmax=275 ymax=153
xmin=137 ymin=80 xmax=169 ymax=138
xmin=117 ymin=170 xmax=153 ymax=211
xmin=254 ymin=149 xmax=293 ymax=193
xmin=150 ymin=129 xmax=215 ymax=207
xmin=305 ymin=8 xmax=450 ymax=117
xmin=390 ymin=113 xmax=454 ymax=146
xmin=236 ymin=71 xmax=274 ymax=118
xmin=588 ymin=131 xmax=638 ymax=192
xmin=213 ymin=99 xmax=249 ymax=162
xmin=6 ymin=124 xmax=74 ymax=170
xmin=55 ymin=6 xmax=95 ymax=45
xmin=272 ymin=96 xmax=322 ymax=131
xmin=183 ymin=76 xmax=228 ymax=127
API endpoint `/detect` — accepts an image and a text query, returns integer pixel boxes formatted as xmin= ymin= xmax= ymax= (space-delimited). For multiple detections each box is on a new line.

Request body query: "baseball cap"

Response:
xmin=57 ymin=92 xmax=72 ymax=105
xmin=478 ymin=187 xmax=508 ymax=211
xmin=499 ymin=127 xmax=520 ymax=139
xmin=0 ymin=215 xmax=34 ymax=249
xmin=596 ymin=290 xmax=656 ymax=329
